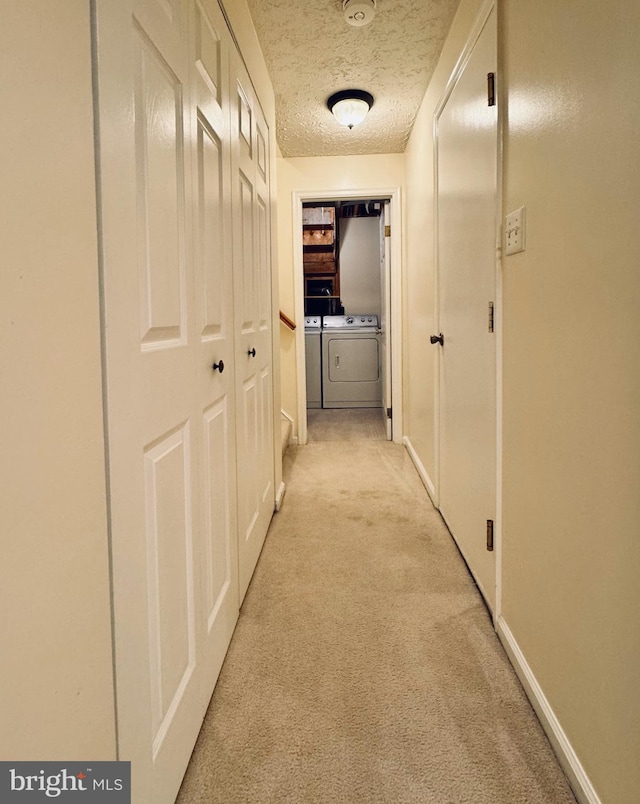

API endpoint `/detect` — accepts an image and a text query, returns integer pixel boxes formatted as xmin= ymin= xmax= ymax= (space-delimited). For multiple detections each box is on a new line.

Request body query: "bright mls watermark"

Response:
xmin=1 ymin=763 xmax=130 ymax=802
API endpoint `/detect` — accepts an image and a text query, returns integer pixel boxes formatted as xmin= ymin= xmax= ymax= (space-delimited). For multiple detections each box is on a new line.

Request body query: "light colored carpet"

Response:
xmin=307 ymin=408 xmax=387 ymax=442
xmin=177 ymin=441 xmax=576 ymax=804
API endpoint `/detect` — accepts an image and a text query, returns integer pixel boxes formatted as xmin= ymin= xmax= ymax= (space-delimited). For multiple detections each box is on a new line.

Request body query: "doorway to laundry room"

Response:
xmin=297 ymin=193 xmax=398 ymax=444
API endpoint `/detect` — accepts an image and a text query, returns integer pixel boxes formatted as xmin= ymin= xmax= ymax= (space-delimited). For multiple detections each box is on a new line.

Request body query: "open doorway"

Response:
xmin=292 ymin=189 xmax=402 ymax=446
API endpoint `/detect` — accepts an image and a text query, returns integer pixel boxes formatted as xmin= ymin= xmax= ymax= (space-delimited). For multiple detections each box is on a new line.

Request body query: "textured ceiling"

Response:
xmin=245 ymin=0 xmax=461 ymax=157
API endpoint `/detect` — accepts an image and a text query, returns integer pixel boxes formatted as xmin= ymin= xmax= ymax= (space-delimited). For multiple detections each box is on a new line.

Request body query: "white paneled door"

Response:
xmin=435 ymin=6 xmax=498 ymax=610
xmin=189 ymin=0 xmax=239 ymax=701
xmin=93 ymin=0 xmax=272 ymax=800
xmin=231 ymin=56 xmax=275 ymax=601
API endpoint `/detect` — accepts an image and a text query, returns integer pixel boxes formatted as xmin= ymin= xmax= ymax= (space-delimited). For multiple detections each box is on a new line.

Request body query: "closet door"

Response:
xmin=435 ymin=7 xmax=497 ymax=609
xmin=230 ymin=56 xmax=275 ymax=600
xmin=94 ymin=0 xmax=239 ymax=800
xmin=188 ymin=0 xmax=239 ymax=704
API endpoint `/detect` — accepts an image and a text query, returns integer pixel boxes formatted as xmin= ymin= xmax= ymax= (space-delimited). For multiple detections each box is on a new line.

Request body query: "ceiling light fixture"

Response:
xmin=327 ymin=89 xmax=374 ymax=129
xmin=343 ymin=0 xmax=376 ymax=28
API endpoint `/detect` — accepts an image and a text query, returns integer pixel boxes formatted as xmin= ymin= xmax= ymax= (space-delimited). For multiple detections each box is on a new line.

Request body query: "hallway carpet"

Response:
xmin=177 ymin=438 xmax=576 ymax=803
xmin=306 ymin=408 xmax=387 ymax=442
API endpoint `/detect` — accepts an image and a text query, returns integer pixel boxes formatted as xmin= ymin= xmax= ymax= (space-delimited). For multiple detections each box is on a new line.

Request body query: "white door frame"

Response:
xmin=432 ymin=0 xmax=503 ymax=621
xmin=292 ymin=187 xmax=403 ymax=446
xmin=381 ymin=201 xmax=393 ymax=441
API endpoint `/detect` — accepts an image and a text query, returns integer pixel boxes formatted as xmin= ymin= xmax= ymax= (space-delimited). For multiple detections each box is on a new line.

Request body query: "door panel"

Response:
xmin=143 ymin=424 xmax=195 ymax=749
xmin=202 ymin=398 xmax=234 ymax=627
xmin=190 ymin=0 xmax=238 ymax=697
xmin=436 ymin=7 xmax=497 ymax=609
xmin=259 ymin=364 xmax=274 ymax=504
xmin=196 ymin=119 xmax=224 ymax=338
xmin=231 ymin=61 xmax=274 ymax=601
xmin=136 ymin=30 xmax=186 ymax=346
xmin=238 ymin=374 xmax=259 ymax=537
xmin=94 ymin=0 xmax=241 ymax=799
xmin=94 ymin=3 xmax=202 ymax=796
xmin=257 ymin=193 xmax=270 ymax=329
xmin=238 ymin=172 xmax=256 ymax=330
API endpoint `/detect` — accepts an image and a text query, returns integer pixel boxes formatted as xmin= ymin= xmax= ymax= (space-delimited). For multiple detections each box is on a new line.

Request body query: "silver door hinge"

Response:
xmin=384 ymin=225 xmax=391 ymax=237
xmin=487 ymin=72 xmax=496 ymax=107
xmin=488 ymin=301 xmax=495 ymax=333
xmin=487 ymin=519 xmax=494 ymax=551
xmin=386 ymin=407 xmax=392 ymax=419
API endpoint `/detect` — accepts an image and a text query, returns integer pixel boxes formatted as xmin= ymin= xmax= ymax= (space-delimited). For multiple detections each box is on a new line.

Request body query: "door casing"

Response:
xmin=293 ymin=187 xmax=403 ymax=445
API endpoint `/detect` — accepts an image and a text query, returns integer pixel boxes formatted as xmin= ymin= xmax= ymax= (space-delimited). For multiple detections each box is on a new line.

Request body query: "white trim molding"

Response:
xmin=280 ymin=408 xmax=298 ymax=446
xmin=293 ymin=187 xmax=403 ymax=446
xmin=497 ymin=616 xmax=602 ymax=804
xmin=403 ymin=436 xmax=438 ymax=507
xmin=275 ymin=481 xmax=286 ymax=512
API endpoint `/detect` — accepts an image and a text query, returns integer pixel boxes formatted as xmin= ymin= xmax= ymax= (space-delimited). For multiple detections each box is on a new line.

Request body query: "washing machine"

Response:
xmin=321 ymin=315 xmax=381 ymax=408
xmin=304 ymin=316 xmax=322 ymax=409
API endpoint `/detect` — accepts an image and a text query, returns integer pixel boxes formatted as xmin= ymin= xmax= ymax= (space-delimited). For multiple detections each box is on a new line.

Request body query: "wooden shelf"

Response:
xmin=302 ymin=205 xmax=335 ymax=226
xmin=303 ymin=204 xmax=340 ymax=315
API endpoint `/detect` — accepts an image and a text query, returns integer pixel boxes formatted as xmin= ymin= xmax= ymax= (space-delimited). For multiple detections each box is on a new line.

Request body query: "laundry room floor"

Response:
xmin=307 ymin=408 xmax=387 ymax=442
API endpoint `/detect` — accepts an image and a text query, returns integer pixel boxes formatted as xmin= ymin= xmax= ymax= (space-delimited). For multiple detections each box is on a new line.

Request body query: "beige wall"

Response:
xmin=404 ymin=0 xmax=640 ymax=801
xmin=276 ymin=155 xmax=404 ymax=432
xmin=0 ymin=3 xmax=116 ymax=759
xmin=499 ymin=1 xmax=640 ymax=801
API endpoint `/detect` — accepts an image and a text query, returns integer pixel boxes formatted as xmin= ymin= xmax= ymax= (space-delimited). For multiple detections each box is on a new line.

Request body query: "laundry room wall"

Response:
xmin=339 ymin=215 xmax=382 ymax=316
xmin=276 ymin=154 xmax=404 ymax=438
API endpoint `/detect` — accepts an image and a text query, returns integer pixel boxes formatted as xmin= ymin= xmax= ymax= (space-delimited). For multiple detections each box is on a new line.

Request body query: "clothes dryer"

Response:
xmin=321 ymin=315 xmax=381 ymax=408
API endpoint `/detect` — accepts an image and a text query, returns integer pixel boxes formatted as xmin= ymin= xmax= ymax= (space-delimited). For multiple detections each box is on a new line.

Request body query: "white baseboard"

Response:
xmin=496 ymin=616 xmax=601 ymax=804
xmin=275 ymin=481 xmax=286 ymax=512
xmin=281 ymin=409 xmax=298 ymax=445
xmin=280 ymin=408 xmax=294 ymax=423
xmin=403 ymin=436 xmax=438 ymax=506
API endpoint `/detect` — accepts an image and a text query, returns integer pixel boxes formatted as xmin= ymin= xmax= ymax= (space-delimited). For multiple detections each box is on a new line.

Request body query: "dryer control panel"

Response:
xmin=323 ymin=314 xmax=378 ymax=329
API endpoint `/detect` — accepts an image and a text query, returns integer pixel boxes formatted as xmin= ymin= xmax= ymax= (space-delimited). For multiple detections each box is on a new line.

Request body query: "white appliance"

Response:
xmin=321 ymin=315 xmax=381 ymax=408
xmin=304 ymin=316 xmax=322 ymax=409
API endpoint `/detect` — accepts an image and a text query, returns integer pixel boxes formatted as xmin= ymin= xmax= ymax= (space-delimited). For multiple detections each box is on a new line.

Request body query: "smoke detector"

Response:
xmin=343 ymin=0 xmax=376 ymax=28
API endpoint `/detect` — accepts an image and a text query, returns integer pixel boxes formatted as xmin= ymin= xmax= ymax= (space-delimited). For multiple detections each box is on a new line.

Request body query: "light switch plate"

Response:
xmin=505 ymin=206 xmax=526 ymax=255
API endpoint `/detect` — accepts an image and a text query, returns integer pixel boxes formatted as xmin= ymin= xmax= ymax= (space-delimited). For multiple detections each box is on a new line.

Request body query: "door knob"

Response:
xmin=212 ymin=359 xmax=225 ymax=373
xmin=430 ymin=333 xmax=444 ymax=345
xmin=247 ymin=348 xmax=256 ymax=357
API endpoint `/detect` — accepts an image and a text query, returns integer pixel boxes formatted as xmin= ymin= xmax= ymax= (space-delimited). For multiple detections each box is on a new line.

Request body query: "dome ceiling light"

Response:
xmin=327 ymin=89 xmax=374 ymax=129
xmin=343 ymin=0 xmax=376 ymax=28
